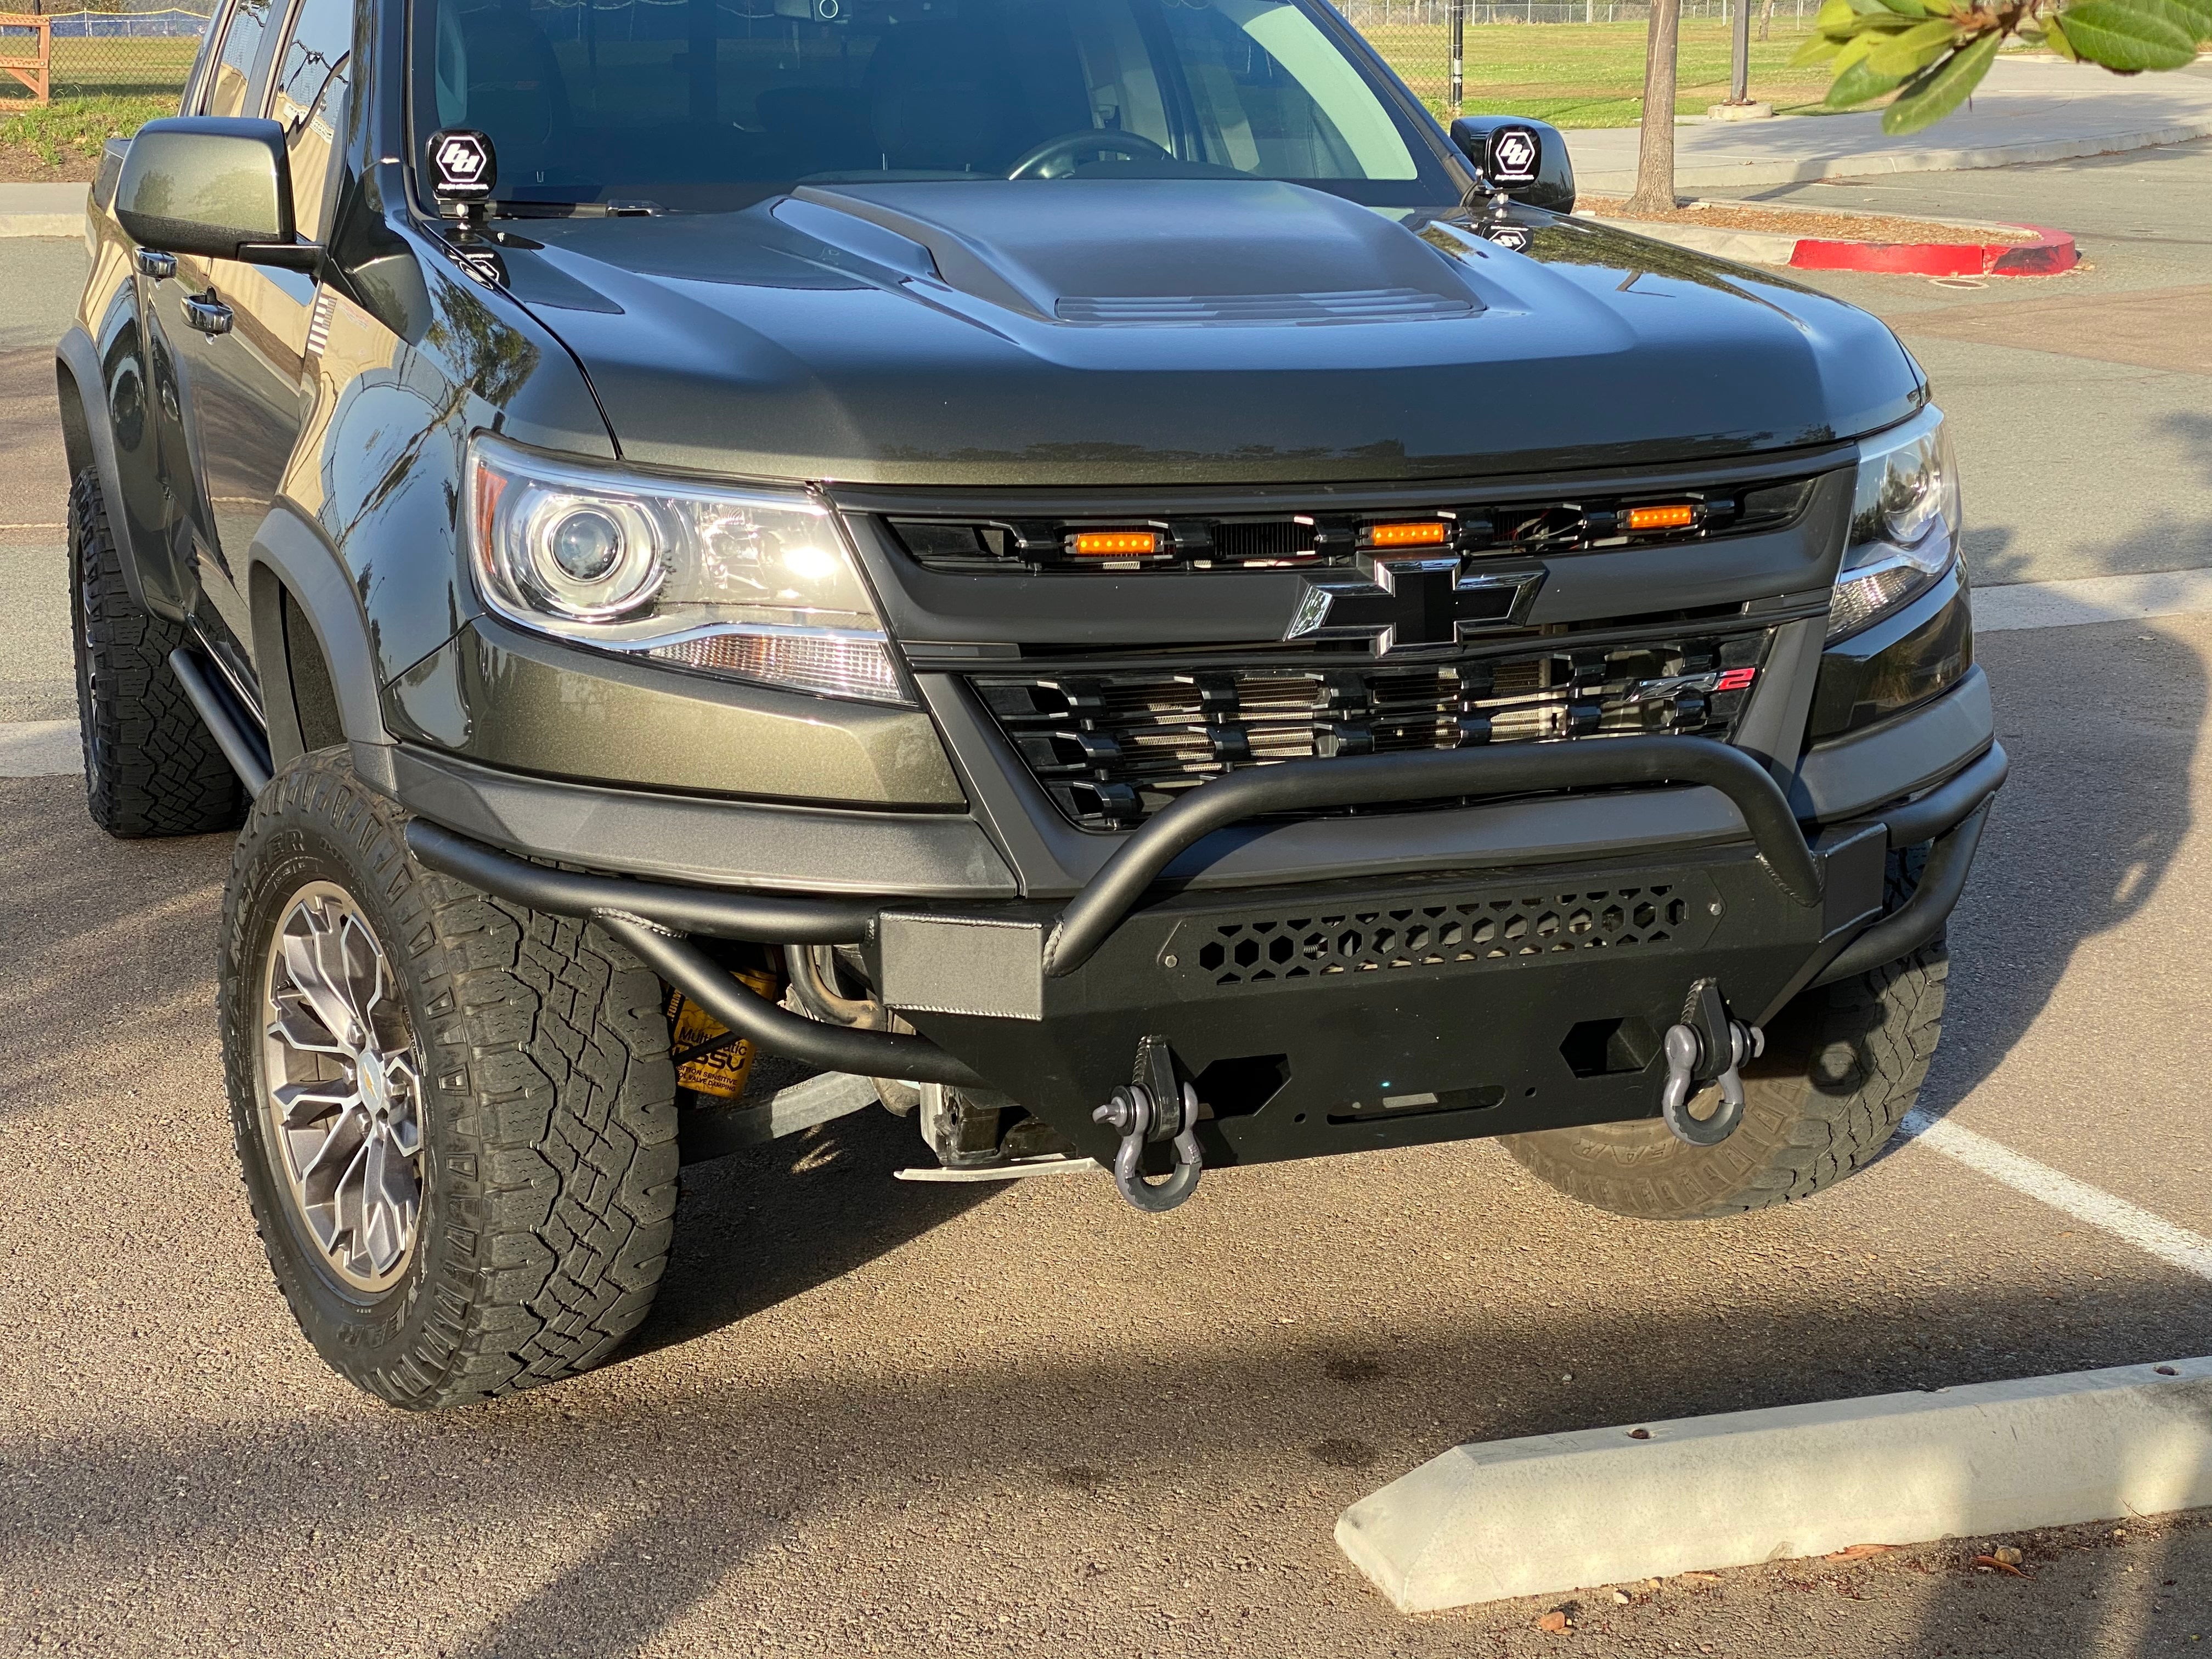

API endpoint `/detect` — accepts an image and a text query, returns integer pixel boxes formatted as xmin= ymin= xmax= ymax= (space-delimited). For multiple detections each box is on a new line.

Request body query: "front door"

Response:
xmin=146 ymin=0 xmax=351 ymax=701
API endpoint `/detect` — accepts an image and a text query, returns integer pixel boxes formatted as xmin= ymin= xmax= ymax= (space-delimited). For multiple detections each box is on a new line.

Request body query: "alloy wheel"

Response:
xmin=257 ymin=881 xmax=425 ymax=1291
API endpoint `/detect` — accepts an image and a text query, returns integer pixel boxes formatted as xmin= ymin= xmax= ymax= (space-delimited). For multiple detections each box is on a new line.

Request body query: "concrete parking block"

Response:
xmin=1337 ymin=1357 xmax=2212 ymax=1612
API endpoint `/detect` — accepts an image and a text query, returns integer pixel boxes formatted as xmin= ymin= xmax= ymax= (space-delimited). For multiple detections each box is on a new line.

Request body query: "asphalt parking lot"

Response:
xmin=4 ymin=146 xmax=2211 ymax=1657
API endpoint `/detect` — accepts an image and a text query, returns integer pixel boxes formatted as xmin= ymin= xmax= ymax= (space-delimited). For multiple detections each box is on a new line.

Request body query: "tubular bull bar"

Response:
xmin=403 ymin=733 xmax=2007 ymax=1165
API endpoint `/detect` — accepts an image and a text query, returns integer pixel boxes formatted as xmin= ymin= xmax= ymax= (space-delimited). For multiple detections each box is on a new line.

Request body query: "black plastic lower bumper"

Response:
xmin=401 ymin=735 xmax=2006 ymax=1165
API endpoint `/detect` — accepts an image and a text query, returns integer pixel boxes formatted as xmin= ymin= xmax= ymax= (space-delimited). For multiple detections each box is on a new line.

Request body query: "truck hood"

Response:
xmin=497 ymin=178 xmax=1923 ymax=487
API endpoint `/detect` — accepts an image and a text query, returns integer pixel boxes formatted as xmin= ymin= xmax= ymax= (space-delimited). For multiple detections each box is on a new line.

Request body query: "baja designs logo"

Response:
xmin=451 ymin=246 xmax=506 ymax=287
xmin=1487 ymin=125 xmax=1541 ymax=186
xmin=426 ymin=129 xmax=496 ymax=200
xmin=1485 ymin=223 xmax=1532 ymax=252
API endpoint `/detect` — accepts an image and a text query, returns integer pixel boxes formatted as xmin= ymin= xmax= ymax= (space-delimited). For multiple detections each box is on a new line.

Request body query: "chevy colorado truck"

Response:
xmin=58 ymin=0 xmax=2001 ymax=1406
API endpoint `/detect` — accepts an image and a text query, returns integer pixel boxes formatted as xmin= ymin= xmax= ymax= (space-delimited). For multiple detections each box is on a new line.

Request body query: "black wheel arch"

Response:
xmin=55 ymin=326 xmax=155 ymax=617
xmin=246 ymin=502 xmax=400 ymax=780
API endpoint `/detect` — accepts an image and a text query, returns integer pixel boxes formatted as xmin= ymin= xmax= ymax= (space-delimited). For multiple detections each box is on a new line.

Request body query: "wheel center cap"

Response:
xmin=359 ymin=1049 xmax=390 ymax=1118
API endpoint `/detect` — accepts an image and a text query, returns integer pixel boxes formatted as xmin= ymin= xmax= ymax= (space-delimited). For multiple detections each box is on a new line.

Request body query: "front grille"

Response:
xmin=974 ymin=629 xmax=1770 ymax=829
xmin=887 ymin=477 xmax=1816 ymax=574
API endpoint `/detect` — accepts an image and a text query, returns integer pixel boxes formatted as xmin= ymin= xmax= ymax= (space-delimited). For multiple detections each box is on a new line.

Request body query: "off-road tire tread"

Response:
xmin=1503 ymin=854 xmax=1948 ymax=1221
xmin=221 ymin=752 xmax=679 ymax=1408
xmin=67 ymin=467 xmax=244 ymax=837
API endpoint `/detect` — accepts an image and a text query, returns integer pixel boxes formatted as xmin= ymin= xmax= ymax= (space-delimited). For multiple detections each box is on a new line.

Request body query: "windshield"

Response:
xmin=409 ymin=0 xmax=1457 ymax=212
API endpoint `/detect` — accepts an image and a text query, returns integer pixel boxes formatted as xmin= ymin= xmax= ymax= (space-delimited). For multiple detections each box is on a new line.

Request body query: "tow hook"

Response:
xmin=1093 ymin=1043 xmax=1205 ymax=1212
xmin=1659 ymin=978 xmax=1764 ymax=1147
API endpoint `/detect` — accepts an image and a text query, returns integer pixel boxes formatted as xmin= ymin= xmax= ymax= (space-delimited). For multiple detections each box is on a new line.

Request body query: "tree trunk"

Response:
xmin=1625 ymin=0 xmax=1682 ymax=218
xmin=1757 ymin=0 xmax=1776 ymax=41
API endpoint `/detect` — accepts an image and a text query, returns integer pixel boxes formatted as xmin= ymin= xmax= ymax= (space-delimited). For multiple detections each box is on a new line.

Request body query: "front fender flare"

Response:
xmin=247 ymin=500 xmax=397 ymax=776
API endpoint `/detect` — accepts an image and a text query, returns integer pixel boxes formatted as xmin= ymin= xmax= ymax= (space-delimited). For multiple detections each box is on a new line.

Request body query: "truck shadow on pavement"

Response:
xmin=638 ymin=1113 xmax=998 ymax=1353
xmin=5 ymin=1267 xmax=2209 ymax=1658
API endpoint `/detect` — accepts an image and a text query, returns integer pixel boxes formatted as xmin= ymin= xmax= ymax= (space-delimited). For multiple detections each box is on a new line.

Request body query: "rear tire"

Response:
xmin=219 ymin=751 xmax=681 ymax=1408
xmin=66 ymin=467 xmax=244 ymax=838
xmin=1504 ymin=927 xmax=1947 ymax=1222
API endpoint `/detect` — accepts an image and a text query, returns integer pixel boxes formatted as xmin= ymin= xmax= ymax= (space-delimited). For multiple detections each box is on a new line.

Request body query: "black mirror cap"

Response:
xmin=1449 ymin=116 xmax=1576 ymax=216
xmin=114 ymin=116 xmax=312 ymax=268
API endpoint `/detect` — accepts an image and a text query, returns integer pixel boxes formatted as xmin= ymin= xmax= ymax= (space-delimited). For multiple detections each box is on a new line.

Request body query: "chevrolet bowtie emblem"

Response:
xmin=1285 ymin=555 xmax=1543 ymax=654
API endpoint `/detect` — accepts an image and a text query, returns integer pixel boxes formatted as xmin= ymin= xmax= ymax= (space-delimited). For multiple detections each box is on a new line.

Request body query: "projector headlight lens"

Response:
xmin=466 ymin=434 xmax=906 ymax=705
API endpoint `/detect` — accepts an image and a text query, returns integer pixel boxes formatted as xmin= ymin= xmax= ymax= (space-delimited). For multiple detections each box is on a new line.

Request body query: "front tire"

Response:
xmin=218 ymin=752 xmax=681 ymax=1408
xmin=1504 ymin=939 xmax=1948 ymax=1222
xmin=66 ymin=467 xmax=245 ymax=838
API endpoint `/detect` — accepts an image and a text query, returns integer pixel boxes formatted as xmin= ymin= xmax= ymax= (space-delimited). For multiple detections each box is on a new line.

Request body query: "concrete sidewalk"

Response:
xmin=0 ymin=182 xmax=84 ymax=239
xmin=1565 ymin=56 xmax=2212 ymax=195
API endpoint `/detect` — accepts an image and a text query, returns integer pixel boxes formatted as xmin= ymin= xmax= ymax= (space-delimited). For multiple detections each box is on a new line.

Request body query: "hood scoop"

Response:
xmin=1054 ymin=288 xmax=1474 ymax=327
xmin=786 ymin=178 xmax=1483 ymax=326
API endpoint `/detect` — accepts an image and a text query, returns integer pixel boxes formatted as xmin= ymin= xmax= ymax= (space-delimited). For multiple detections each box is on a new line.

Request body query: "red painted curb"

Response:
xmin=1788 ymin=223 xmax=2077 ymax=278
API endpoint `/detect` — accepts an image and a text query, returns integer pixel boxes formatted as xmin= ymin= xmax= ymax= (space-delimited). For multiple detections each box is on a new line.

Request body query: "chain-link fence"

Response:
xmin=1343 ymin=0 xmax=1821 ymax=116
xmin=0 ymin=0 xmax=210 ymax=104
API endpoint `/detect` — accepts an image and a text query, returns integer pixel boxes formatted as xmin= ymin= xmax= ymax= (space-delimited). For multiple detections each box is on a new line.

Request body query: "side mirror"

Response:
xmin=1449 ymin=116 xmax=1575 ymax=216
xmin=115 ymin=116 xmax=319 ymax=272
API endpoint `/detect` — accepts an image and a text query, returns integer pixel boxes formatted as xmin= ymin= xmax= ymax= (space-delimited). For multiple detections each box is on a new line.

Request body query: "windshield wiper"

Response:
xmin=487 ymin=200 xmax=667 ymax=220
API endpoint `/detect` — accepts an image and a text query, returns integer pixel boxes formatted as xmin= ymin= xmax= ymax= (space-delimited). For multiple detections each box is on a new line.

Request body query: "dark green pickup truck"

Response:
xmin=57 ymin=0 xmax=2000 ymax=1407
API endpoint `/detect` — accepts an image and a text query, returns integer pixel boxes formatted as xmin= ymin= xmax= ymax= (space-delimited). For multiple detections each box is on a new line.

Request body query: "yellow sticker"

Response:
xmin=665 ymin=974 xmax=778 ymax=1102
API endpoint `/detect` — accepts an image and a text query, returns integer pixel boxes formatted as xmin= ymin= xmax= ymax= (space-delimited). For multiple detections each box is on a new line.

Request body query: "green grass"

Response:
xmin=44 ymin=35 xmax=201 ymax=100
xmin=0 ymin=94 xmax=174 ymax=166
xmin=0 ymin=37 xmax=191 ymax=168
xmin=1373 ymin=17 xmax=1834 ymax=126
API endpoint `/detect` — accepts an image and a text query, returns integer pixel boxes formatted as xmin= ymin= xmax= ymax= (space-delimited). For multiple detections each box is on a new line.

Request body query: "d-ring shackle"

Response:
xmin=1660 ymin=1017 xmax=1763 ymax=1146
xmin=1092 ymin=1082 xmax=1204 ymax=1212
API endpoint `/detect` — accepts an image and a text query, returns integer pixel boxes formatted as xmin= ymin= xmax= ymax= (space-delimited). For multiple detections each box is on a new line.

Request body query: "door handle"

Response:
xmin=133 ymin=247 xmax=176 ymax=280
xmin=183 ymin=291 xmax=233 ymax=337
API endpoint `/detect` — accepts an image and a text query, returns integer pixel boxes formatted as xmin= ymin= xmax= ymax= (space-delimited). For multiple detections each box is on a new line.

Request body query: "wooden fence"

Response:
xmin=0 ymin=12 xmax=52 ymax=105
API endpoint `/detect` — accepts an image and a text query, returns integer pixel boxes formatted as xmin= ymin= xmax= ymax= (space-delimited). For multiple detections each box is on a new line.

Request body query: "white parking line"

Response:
xmin=1899 ymin=1108 xmax=2212 ymax=1282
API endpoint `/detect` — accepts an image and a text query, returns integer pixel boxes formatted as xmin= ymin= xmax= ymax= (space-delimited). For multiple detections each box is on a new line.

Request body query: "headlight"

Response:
xmin=1828 ymin=408 xmax=1961 ymax=643
xmin=466 ymin=434 xmax=906 ymax=704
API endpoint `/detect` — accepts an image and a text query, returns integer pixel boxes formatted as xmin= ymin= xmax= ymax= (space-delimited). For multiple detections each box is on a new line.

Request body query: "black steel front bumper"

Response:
xmin=404 ymin=732 xmax=2006 ymax=1169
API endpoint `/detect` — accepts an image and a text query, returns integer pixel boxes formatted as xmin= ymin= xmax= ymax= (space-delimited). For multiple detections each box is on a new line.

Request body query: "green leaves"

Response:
xmin=2141 ymin=0 xmax=2212 ymax=43
xmin=1882 ymin=28 xmax=2001 ymax=134
xmin=2059 ymin=0 xmax=2200 ymax=68
xmin=1812 ymin=0 xmax=2212 ymax=133
xmin=1826 ymin=18 xmax=1963 ymax=106
xmin=1869 ymin=18 xmax=1968 ymax=75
